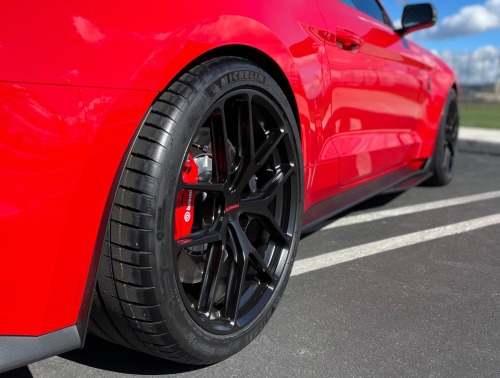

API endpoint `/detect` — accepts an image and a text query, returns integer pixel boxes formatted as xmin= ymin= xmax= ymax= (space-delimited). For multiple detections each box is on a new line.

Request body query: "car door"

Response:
xmin=315 ymin=0 xmax=429 ymax=185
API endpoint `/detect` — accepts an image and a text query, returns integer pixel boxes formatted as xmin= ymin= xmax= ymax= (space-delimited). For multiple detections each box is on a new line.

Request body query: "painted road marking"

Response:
xmin=292 ymin=213 xmax=500 ymax=276
xmin=320 ymin=190 xmax=500 ymax=230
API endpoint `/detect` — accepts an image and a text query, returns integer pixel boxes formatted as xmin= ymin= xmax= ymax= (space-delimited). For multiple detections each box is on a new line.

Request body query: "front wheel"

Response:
xmin=89 ymin=57 xmax=303 ymax=364
xmin=425 ymin=89 xmax=459 ymax=186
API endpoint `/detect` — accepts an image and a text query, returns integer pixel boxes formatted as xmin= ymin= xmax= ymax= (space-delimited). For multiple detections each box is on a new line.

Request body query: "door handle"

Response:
xmin=335 ymin=28 xmax=363 ymax=51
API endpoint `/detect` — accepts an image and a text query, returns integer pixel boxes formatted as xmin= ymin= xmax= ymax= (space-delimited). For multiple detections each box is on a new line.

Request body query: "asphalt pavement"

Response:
xmin=2 ymin=128 xmax=500 ymax=378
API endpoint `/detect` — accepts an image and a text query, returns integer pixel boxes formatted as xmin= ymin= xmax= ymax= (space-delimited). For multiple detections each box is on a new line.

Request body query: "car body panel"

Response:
xmin=317 ymin=0 xmax=429 ymax=185
xmin=0 ymin=0 xmax=456 ymax=369
xmin=0 ymin=0 xmax=332 ymax=337
xmin=0 ymin=82 xmax=158 ymax=334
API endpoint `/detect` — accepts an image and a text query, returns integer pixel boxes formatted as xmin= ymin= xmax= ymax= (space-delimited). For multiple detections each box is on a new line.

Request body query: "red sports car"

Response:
xmin=0 ymin=0 xmax=458 ymax=371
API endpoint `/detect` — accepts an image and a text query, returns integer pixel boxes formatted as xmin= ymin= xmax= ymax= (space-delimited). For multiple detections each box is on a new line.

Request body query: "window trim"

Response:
xmin=338 ymin=0 xmax=396 ymax=30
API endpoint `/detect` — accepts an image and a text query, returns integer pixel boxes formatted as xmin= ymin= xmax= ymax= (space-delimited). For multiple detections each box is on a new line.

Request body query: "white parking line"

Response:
xmin=292 ymin=213 xmax=500 ymax=276
xmin=321 ymin=190 xmax=500 ymax=230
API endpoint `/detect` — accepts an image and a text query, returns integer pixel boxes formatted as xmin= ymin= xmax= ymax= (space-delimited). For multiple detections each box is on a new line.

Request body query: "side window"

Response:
xmin=338 ymin=0 xmax=393 ymax=27
xmin=338 ymin=0 xmax=355 ymax=6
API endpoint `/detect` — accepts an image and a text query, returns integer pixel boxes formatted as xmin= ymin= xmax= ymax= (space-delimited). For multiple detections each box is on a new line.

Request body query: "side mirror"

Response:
xmin=396 ymin=3 xmax=437 ymax=36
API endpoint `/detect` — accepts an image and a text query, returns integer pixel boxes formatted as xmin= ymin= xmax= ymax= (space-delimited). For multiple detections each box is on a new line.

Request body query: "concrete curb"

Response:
xmin=458 ymin=127 xmax=500 ymax=155
xmin=458 ymin=140 xmax=500 ymax=155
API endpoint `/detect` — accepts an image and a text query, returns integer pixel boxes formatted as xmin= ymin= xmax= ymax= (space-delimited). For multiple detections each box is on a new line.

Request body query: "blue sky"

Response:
xmin=383 ymin=0 xmax=500 ymax=83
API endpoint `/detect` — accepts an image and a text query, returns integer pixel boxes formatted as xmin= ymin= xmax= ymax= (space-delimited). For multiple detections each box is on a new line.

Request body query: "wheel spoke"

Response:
xmin=210 ymin=107 xmax=232 ymax=181
xmin=223 ymin=258 xmax=247 ymax=322
xmin=197 ymin=241 xmax=225 ymax=313
xmin=445 ymin=100 xmax=459 ymax=148
xmin=222 ymin=222 xmax=255 ymax=322
xmin=261 ymin=164 xmax=294 ymax=201
xmin=445 ymin=123 xmax=457 ymax=143
xmin=451 ymin=121 xmax=459 ymax=141
xmin=240 ymin=164 xmax=294 ymax=247
xmin=446 ymin=100 xmax=459 ymax=127
xmin=233 ymin=96 xmax=256 ymax=181
xmin=255 ymin=129 xmax=284 ymax=168
xmin=239 ymin=96 xmax=255 ymax=165
xmin=448 ymin=139 xmax=456 ymax=156
xmin=176 ymin=230 xmax=221 ymax=249
xmin=443 ymin=145 xmax=452 ymax=171
xmin=242 ymin=164 xmax=295 ymax=209
xmin=228 ymin=97 xmax=257 ymax=191
xmin=240 ymin=202 xmax=291 ymax=247
xmin=249 ymin=250 xmax=274 ymax=283
xmin=442 ymin=103 xmax=457 ymax=172
xmin=229 ymin=220 xmax=256 ymax=262
xmin=261 ymin=213 xmax=291 ymax=247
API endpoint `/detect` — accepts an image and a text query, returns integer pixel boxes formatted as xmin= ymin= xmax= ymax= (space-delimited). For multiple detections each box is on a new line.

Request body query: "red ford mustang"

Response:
xmin=0 ymin=0 xmax=459 ymax=371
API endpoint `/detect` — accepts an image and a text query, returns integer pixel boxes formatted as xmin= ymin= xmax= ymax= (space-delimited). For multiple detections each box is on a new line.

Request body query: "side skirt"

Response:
xmin=0 ymin=326 xmax=81 ymax=373
xmin=302 ymin=166 xmax=432 ymax=233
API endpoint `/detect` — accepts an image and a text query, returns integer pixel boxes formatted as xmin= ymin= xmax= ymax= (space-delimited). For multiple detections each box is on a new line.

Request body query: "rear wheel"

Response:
xmin=425 ymin=89 xmax=459 ymax=186
xmin=89 ymin=57 xmax=303 ymax=364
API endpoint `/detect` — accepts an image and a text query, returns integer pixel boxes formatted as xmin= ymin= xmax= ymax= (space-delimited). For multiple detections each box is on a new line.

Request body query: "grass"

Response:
xmin=459 ymin=103 xmax=500 ymax=129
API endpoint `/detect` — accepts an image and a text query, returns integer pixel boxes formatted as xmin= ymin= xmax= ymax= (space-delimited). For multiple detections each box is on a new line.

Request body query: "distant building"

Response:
xmin=460 ymin=82 xmax=500 ymax=103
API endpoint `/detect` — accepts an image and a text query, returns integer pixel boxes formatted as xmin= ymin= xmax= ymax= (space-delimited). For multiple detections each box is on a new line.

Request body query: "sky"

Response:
xmin=383 ymin=0 xmax=500 ymax=84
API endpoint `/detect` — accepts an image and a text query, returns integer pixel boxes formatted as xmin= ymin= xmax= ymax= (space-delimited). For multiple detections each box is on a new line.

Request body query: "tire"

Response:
xmin=425 ymin=89 xmax=459 ymax=186
xmin=89 ymin=57 xmax=304 ymax=364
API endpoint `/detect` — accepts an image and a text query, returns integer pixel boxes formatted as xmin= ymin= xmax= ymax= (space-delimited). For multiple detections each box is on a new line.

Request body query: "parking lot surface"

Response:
xmin=4 ymin=152 xmax=500 ymax=378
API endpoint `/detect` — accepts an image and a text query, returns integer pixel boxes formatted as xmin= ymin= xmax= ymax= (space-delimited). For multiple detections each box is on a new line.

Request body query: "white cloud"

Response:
xmin=418 ymin=0 xmax=500 ymax=39
xmin=433 ymin=45 xmax=500 ymax=84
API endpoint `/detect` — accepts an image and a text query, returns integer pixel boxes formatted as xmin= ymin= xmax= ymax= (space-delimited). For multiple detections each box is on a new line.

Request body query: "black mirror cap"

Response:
xmin=397 ymin=3 xmax=437 ymax=36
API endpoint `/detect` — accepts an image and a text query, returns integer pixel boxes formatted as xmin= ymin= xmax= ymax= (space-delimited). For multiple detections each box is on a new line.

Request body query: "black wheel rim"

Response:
xmin=172 ymin=88 xmax=299 ymax=335
xmin=442 ymin=98 xmax=459 ymax=176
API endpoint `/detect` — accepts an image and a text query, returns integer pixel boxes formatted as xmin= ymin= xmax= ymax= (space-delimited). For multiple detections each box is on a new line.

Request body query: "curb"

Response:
xmin=458 ymin=127 xmax=500 ymax=156
xmin=458 ymin=140 xmax=500 ymax=155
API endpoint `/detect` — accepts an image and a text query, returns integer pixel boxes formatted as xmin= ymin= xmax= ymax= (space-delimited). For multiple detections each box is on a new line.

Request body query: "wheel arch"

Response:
xmin=77 ymin=45 xmax=308 ymax=343
xmin=417 ymin=60 xmax=459 ymax=160
xmin=174 ymin=45 xmax=301 ymax=138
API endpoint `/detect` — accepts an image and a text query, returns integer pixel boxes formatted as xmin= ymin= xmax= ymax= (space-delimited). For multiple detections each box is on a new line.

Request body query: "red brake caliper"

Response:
xmin=174 ymin=152 xmax=198 ymax=240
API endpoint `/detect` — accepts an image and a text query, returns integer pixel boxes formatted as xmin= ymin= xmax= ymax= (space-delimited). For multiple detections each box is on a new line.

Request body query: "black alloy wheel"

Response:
xmin=174 ymin=88 xmax=299 ymax=334
xmin=90 ymin=57 xmax=303 ymax=364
